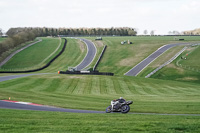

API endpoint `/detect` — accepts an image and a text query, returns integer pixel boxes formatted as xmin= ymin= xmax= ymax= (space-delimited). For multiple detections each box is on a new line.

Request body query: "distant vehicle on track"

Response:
xmin=95 ymin=37 xmax=102 ymax=40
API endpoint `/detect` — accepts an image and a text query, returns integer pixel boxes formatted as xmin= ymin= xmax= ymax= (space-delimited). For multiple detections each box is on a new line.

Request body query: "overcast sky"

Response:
xmin=0 ymin=0 xmax=200 ymax=34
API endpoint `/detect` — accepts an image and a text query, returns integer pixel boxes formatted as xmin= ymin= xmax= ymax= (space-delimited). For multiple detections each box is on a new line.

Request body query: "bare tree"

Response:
xmin=172 ymin=31 xmax=180 ymax=35
xmin=168 ymin=31 xmax=172 ymax=35
xmin=0 ymin=28 xmax=3 ymax=37
xmin=150 ymin=30 xmax=154 ymax=36
xmin=144 ymin=30 xmax=148 ymax=35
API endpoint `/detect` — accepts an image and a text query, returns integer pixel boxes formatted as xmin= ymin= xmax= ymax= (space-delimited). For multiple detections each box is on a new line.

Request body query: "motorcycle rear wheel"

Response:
xmin=106 ymin=105 xmax=112 ymax=113
xmin=121 ymin=105 xmax=130 ymax=113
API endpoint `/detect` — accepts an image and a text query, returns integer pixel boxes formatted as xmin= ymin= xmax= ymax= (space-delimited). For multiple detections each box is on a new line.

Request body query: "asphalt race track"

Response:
xmin=0 ymin=73 xmax=51 ymax=82
xmin=75 ymin=38 xmax=97 ymax=71
xmin=125 ymin=42 xmax=190 ymax=76
xmin=1 ymin=100 xmax=200 ymax=116
xmin=0 ymin=100 xmax=104 ymax=113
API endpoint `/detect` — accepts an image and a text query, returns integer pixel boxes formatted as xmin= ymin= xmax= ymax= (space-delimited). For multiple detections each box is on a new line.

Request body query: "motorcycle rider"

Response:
xmin=112 ymin=97 xmax=126 ymax=109
xmin=117 ymin=97 xmax=126 ymax=103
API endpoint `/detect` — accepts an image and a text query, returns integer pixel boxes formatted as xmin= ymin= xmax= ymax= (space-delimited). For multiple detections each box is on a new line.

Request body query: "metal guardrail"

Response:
xmin=145 ymin=46 xmax=188 ymax=78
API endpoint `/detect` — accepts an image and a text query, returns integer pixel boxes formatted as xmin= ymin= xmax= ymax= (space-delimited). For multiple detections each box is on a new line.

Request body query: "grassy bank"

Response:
xmin=38 ymin=38 xmax=87 ymax=73
xmin=0 ymin=37 xmax=7 ymax=42
xmin=151 ymin=45 xmax=200 ymax=83
xmin=85 ymin=36 xmax=200 ymax=75
xmin=0 ymin=74 xmax=200 ymax=114
xmin=0 ymin=109 xmax=200 ymax=133
xmin=1 ymin=36 xmax=200 ymax=132
xmin=0 ymin=37 xmax=61 ymax=71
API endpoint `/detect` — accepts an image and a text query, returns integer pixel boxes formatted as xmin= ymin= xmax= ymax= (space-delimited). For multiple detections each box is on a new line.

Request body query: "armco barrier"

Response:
xmin=93 ymin=45 xmax=107 ymax=71
xmin=59 ymin=70 xmax=114 ymax=76
xmin=0 ymin=38 xmax=67 ymax=73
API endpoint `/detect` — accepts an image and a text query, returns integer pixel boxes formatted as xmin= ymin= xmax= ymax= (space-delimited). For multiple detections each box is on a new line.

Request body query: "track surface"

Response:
xmin=75 ymin=38 xmax=97 ymax=70
xmin=1 ymin=100 xmax=199 ymax=116
xmin=0 ymin=73 xmax=51 ymax=82
xmin=0 ymin=100 xmax=103 ymax=113
xmin=125 ymin=42 xmax=190 ymax=76
xmin=0 ymin=39 xmax=42 ymax=67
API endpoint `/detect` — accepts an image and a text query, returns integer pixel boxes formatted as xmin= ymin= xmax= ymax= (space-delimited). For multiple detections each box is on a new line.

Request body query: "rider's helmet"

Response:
xmin=119 ymin=97 xmax=123 ymax=99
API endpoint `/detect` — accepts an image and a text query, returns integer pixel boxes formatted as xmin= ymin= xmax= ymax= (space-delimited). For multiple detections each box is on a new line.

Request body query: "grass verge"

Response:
xmin=0 ymin=109 xmax=200 ymax=133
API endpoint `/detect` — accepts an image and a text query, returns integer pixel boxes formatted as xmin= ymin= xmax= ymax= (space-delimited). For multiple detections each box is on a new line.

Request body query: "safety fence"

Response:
xmin=93 ymin=45 xmax=107 ymax=71
xmin=59 ymin=70 xmax=114 ymax=76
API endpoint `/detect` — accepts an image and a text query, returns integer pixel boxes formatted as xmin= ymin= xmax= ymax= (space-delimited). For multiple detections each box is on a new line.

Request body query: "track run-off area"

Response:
xmin=0 ymin=37 xmax=200 ymax=117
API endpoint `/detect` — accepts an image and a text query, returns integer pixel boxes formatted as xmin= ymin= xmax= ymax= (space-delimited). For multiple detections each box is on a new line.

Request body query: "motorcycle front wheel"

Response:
xmin=106 ymin=105 xmax=112 ymax=113
xmin=121 ymin=105 xmax=130 ymax=113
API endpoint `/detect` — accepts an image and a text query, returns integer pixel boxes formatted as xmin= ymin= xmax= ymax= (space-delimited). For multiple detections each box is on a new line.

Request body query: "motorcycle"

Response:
xmin=106 ymin=100 xmax=133 ymax=113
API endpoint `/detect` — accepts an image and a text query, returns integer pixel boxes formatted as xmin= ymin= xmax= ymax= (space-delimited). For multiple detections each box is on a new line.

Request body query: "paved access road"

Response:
xmin=75 ymin=38 xmax=97 ymax=70
xmin=125 ymin=42 xmax=190 ymax=76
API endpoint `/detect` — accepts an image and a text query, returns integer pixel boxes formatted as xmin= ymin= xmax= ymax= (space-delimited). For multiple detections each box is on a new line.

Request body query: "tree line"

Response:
xmin=183 ymin=28 xmax=200 ymax=35
xmin=0 ymin=28 xmax=39 ymax=61
xmin=0 ymin=28 xmax=3 ymax=37
xmin=0 ymin=27 xmax=137 ymax=62
xmin=6 ymin=27 xmax=137 ymax=37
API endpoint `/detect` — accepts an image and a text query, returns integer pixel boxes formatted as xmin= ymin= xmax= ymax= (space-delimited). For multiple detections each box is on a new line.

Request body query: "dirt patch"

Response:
xmin=176 ymin=77 xmax=198 ymax=81
xmin=94 ymin=41 xmax=104 ymax=47
xmin=78 ymin=40 xmax=85 ymax=53
xmin=186 ymin=47 xmax=196 ymax=52
xmin=119 ymin=57 xmax=137 ymax=66
xmin=119 ymin=44 xmax=150 ymax=66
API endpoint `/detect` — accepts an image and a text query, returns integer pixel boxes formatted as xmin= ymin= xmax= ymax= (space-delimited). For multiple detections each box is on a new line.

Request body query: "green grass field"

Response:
xmin=179 ymin=45 xmax=200 ymax=70
xmin=151 ymin=45 xmax=200 ymax=83
xmin=0 ymin=74 xmax=200 ymax=114
xmin=0 ymin=109 xmax=199 ymax=133
xmin=138 ymin=45 xmax=185 ymax=77
xmin=0 ymin=37 xmax=62 ymax=71
xmin=0 ymin=37 xmax=7 ymax=42
xmin=0 ymin=36 xmax=200 ymax=132
xmin=84 ymin=36 xmax=200 ymax=75
xmin=38 ymin=38 xmax=87 ymax=73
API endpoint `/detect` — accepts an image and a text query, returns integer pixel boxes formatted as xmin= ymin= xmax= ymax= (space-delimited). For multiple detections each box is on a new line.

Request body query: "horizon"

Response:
xmin=0 ymin=0 xmax=200 ymax=35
